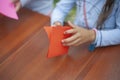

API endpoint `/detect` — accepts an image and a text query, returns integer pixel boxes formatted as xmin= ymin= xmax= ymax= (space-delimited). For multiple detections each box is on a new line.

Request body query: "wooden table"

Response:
xmin=0 ymin=8 xmax=120 ymax=80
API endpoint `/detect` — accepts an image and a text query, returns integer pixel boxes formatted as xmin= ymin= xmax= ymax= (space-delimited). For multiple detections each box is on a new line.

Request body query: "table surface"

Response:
xmin=0 ymin=8 xmax=120 ymax=80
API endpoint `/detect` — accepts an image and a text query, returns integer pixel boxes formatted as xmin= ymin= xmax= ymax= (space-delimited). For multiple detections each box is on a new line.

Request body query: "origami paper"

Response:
xmin=44 ymin=27 xmax=52 ymax=39
xmin=0 ymin=0 xmax=18 ymax=20
xmin=44 ymin=26 xmax=72 ymax=58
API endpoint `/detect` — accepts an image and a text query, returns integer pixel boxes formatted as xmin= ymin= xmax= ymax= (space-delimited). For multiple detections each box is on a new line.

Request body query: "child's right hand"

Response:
xmin=52 ymin=21 xmax=62 ymax=27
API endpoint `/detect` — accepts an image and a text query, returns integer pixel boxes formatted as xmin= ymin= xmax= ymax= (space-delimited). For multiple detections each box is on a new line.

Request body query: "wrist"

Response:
xmin=89 ymin=29 xmax=96 ymax=43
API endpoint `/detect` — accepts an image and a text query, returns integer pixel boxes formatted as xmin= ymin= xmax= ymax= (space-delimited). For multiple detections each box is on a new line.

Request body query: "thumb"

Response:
xmin=15 ymin=2 xmax=21 ymax=12
xmin=11 ymin=0 xmax=21 ymax=12
xmin=67 ymin=21 xmax=76 ymax=28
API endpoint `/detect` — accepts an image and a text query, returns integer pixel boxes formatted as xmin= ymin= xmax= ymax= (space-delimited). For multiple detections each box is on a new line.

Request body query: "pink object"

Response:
xmin=0 ymin=0 xmax=18 ymax=20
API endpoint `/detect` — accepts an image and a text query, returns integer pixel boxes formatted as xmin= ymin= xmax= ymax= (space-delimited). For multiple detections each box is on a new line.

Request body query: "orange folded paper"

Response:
xmin=44 ymin=26 xmax=72 ymax=58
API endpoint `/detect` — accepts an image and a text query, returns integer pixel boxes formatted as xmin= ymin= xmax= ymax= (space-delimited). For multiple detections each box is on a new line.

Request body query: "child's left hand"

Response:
xmin=62 ymin=21 xmax=96 ymax=46
xmin=11 ymin=0 xmax=21 ymax=12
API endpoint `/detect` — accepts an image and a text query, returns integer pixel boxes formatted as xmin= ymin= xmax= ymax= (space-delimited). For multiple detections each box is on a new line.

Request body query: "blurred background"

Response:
xmin=54 ymin=0 xmax=76 ymax=22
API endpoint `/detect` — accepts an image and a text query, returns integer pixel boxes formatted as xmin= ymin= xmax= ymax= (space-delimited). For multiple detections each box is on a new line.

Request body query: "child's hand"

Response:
xmin=62 ymin=21 xmax=96 ymax=46
xmin=52 ymin=21 xmax=62 ymax=27
xmin=11 ymin=0 xmax=21 ymax=12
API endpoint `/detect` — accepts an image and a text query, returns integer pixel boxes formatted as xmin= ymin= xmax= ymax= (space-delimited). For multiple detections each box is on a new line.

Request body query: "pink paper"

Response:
xmin=0 ymin=0 xmax=18 ymax=20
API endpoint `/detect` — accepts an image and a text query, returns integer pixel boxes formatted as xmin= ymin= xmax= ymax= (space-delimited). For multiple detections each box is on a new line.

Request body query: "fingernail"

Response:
xmin=64 ymin=31 xmax=67 ymax=34
xmin=61 ymin=40 xmax=64 ymax=43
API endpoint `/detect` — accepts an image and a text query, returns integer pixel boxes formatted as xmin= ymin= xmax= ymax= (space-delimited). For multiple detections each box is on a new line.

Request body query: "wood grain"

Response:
xmin=0 ymin=8 xmax=120 ymax=80
xmin=0 ymin=8 xmax=49 ymax=63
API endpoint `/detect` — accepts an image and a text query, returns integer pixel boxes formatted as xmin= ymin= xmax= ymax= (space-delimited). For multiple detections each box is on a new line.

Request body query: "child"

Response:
xmin=51 ymin=0 xmax=120 ymax=50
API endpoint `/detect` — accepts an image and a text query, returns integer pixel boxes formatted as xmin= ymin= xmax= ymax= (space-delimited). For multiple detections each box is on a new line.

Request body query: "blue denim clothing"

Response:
xmin=51 ymin=0 xmax=120 ymax=47
xmin=20 ymin=0 xmax=53 ymax=15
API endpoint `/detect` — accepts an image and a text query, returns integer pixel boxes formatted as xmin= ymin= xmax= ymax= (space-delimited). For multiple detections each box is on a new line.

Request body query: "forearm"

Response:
xmin=94 ymin=28 xmax=120 ymax=47
xmin=51 ymin=0 xmax=76 ymax=26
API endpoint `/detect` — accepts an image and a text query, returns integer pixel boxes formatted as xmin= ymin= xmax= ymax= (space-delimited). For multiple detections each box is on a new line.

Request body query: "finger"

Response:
xmin=11 ymin=0 xmax=19 ymax=3
xmin=53 ymin=21 xmax=62 ymax=27
xmin=63 ymin=38 xmax=81 ymax=46
xmin=51 ymin=25 xmax=57 ymax=27
xmin=62 ymin=33 xmax=80 ymax=43
xmin=75 ymin=41 xmax=83 ymax=46
xmin=64 ymin=29 xmax=77 ymax=34
xmin=11 ymin=0 xmax=21 ymax=12
xmin=15 ymin=2 xmax=21 ymax=12
xmin=62 ymin=34 xmax=78 ymax=44
xmin=11 ymin=0 xmax=15 ymax=2
xmin=67 ymin=21 xmax=76 ymax=28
